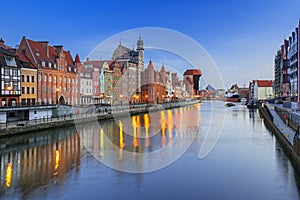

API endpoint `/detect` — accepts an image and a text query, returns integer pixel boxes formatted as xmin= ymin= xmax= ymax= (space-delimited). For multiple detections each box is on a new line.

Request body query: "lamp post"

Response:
xmin=56 ymin=88 xmax=60 ymax=104
xmin=120 ymin=94 xmax=123 ymax=105
xmin=7 ymin=86 xmax=12 ymax=106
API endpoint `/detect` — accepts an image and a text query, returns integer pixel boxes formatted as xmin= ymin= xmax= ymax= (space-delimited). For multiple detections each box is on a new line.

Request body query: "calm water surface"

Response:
xmin=0 ymin=102 xmax=299 ymax=200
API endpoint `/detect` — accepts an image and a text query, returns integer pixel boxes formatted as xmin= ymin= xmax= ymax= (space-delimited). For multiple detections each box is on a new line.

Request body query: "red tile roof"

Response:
xmin=84 ymin=60 xmax=113 ymax=69
xmin=183 ymin=69 xmax=202 ymax=76
xmin=75 ymin=54 xmax=81 ymax=63
xmin=256 ymin=80 xmax=273 ymax=87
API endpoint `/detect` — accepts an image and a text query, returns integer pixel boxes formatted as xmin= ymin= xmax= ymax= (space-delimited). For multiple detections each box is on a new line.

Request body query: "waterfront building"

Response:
xmin=18 ymin=53 xmax=38 ymax=105
xmin=102 ymin=61 xmax=113 ymax=104
xmin=165 ymin=71 xmax=174 ymax=101
xmin=17 ymin=37 xmax=78 ymax=106
xmin=141 ymin=60 xmax=166 ymax=104
xmin=112 ymin=37 xmax=144 ymax=102
xmin=274 ymin=49 xmax=282 ymax=98
xmin=280 ymin=40 xmax=290 ymax=101
xmin=249 ymin=80 xmax=273 ymax=101
xmin=77 ymin=55 xmax=93 ymax=105
xmin=83 ymin=59 xmax=114 ymax=104
xmin=287 ymin=22 xmax=300 ymax=109
xmin=0 ymin=39 xmax=21 ymax=106
xmin=183 ymin=69 xmax=202 ymax=96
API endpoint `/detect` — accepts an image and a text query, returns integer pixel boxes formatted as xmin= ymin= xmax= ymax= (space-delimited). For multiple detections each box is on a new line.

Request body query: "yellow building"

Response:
xmin=18 ymin=53 xmax=38 ymax=105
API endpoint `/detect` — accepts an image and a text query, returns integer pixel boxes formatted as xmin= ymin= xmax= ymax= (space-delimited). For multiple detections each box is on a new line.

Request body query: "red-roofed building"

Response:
xmin=249 ymin=80 xmax=273 ymax=101
xmin=183 ymin=69 xmax=202 ymax=96
xmin=17 ymin=37 xmax=79 ymax=105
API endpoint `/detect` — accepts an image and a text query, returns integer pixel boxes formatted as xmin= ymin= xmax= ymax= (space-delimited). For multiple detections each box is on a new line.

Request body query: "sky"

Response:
xmin=1 ymin=0 xmax=300 ymax=89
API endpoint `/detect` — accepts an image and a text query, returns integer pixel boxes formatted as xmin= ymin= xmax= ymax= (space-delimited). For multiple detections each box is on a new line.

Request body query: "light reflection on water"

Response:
xmin=0 ymin=102 xmax=299 ymax=200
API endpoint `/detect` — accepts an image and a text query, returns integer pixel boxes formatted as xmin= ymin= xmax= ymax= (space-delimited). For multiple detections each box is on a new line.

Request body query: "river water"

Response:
xmin=0 ymin=101 xmax=299 ymax=200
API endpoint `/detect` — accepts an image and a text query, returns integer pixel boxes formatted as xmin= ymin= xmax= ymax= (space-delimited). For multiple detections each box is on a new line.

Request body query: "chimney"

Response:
xmin=0 ymin=38 xmax=5 ymax=48
xmin=39 ymin=41 xmax=49 ymax=57
xmin=54 ymin=45 xmax=63 ymax=53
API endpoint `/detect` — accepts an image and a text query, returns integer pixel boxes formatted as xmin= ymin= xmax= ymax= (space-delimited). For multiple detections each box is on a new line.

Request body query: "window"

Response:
xmin=59 ymin=77 xmax=62 ymax=82
xmin=21 ymin=87 xmax=25 ymax=94
xmin=22 ymin=49 xmax=26 ymax=55
xmin=27 ymin=75 xmax=30 ymax=82
xmin=27 ymin=87 xmax=30 ymax=94
xmin=21 ymin=75 xmax=25 ymax=82
xmin=49 ymin=76 xmax=52 ymax=82
xmin=31 ymin=76 xmax=35 ymax=83
xmin=31 ymin=87 xmax=35 ymax=94
xmin=64 ymin=78 xmax=66 ymax=83
xmin=68 ymin=78 xmax=71 ymax=84
xmin=42 ymin=62 xmax=45 ymax=67
xmin=72 ymin=79 xmax=74 ymax=84
xmin=54 ymin=77 xmax=56 ymax=83
xmin=38 ymin=75 xmax=41 ymax=81
xmin=44 ymin=76 xmax=47 ymax=82
xmin=5 ymin=56 xmax=17 ymax=67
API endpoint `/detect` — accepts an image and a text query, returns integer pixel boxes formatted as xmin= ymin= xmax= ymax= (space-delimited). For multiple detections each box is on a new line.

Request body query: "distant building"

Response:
xmin=249 ymin=80 xmax=273 ymax=101
xmin=183 ymin=69 xmax=202 ymax=95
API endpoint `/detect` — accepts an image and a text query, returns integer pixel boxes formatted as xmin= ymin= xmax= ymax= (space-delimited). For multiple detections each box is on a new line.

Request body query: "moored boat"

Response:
xmin=225 ymin=93 xmax=240 ymax=102
xmin=241 ymin=98 xmax=247 ymax=105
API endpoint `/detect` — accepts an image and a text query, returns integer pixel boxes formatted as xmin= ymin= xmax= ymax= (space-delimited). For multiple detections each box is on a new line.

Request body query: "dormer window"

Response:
xmin=5 ymin=56 xmax=17 ymax=67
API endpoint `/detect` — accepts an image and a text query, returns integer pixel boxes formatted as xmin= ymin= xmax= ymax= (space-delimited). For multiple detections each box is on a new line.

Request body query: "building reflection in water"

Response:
xmin=78 ymin=104 xmax=201 ymax=173
xmin=0 ymin=129 xmax=81 ymax=197
xmin=0 ymin=104 xmax=202 ymax=195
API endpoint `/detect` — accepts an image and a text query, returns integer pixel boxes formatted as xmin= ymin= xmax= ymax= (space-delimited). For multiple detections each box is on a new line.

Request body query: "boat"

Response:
xmin=225 ymin=102 xmax=235 ymax=107
xmin=225 ymin=92 xmax=240 ymax=102
xmin=241 ymin=98 xmax=247 ymax=105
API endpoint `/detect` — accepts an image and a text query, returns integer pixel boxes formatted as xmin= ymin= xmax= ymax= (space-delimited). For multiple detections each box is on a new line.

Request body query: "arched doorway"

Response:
xmin=58 ymin=96 xmax=66 ymax=105
xmin=2 ymin=98 xmax=6 ymax=106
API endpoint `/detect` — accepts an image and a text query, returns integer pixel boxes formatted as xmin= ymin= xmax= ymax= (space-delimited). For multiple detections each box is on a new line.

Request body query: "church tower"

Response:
xmin=137 ymin=36 xmax=144 ymax=71
xmin=137 ymin=36 xmax=144 ymax=99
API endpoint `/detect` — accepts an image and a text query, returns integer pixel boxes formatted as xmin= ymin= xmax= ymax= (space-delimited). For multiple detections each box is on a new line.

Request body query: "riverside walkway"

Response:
xmin=268 ymin=104 xmax=294 ymax=145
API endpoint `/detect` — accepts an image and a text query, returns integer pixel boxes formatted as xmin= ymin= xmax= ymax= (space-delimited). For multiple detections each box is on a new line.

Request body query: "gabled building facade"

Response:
xmin=0 ymin=39 xmax=21 ymax=106
xmin=17 ymin=37 xmax=78 ymax=106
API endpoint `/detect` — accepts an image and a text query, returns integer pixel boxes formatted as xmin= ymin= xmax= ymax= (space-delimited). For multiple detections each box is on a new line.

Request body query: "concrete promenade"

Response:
xmin=267 ymin=104 xmax=295 ymax=145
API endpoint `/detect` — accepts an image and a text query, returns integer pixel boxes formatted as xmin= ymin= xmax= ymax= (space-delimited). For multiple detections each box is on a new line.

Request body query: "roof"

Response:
xmin=17 ymin=52 xmax=36 ymax=69
xmin=24 ymin=38 xmax=75 ymax=72
xmin=83 ymin=60 xmax=113 ymax=69
xmin=183 ymin=69 xmax=202 ymax=76
xmin=147 ymin=60 xmax=154 ymax=69
xmin=256 ymin=80 xmax=273 ymax=87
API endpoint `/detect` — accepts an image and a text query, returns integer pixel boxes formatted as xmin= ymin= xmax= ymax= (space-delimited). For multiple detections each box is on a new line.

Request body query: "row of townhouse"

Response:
xmin=274 ymin=20 xmax=300 ymax=109
xmin=0 ymin=36 xmax=202 ymax=109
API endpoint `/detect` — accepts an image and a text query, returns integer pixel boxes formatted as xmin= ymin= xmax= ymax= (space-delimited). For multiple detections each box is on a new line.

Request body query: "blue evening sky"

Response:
xmin=1 ymin=0 xmax=300 ymax=88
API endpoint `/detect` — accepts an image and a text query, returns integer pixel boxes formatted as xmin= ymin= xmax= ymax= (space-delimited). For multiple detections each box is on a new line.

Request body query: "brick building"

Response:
xmin=17 ymin=37 xmax=78 ymax=105
xmin=141 ymin=60 xmax=166 ymax=104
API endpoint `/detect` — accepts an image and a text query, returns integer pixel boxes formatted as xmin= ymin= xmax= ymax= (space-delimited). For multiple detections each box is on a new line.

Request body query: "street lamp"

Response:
xmin=7 ymin=86 xmax=12 ymax=94
xmin=120 ymin=94 xmax=123 ymax=105
xmin=56 ymin=88 xmax=60 ymax=104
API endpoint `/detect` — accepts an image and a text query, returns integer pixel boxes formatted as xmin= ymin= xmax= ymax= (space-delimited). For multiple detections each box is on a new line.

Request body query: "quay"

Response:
xmin=0 ymin=100 xmax=200 ymax=137
xmin=259 ymin=103 xmax=300 ymax=175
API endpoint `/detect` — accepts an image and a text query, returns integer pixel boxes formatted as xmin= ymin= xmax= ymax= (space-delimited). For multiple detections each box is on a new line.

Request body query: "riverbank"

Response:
xmin=259 ymin=103 xmax=300 ymax=175
xmin=0 ymin=100 xmax=200 ymax=137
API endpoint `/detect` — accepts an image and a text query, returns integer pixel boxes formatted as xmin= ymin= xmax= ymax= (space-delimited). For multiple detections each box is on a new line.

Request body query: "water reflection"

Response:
xmin=0 ymin=129 xmax=81 ymax=197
